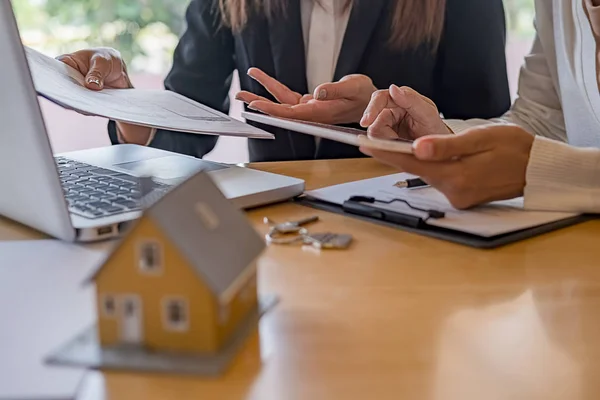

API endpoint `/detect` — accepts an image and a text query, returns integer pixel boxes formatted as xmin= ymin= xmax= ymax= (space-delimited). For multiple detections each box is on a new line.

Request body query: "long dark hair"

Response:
xmin=217 ymin=0 xmax=447 ymax=50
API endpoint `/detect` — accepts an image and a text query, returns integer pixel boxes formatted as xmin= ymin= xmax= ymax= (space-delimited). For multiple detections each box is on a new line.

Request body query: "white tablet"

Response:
xmin=242 ymin=112 xmax=414 ymax=154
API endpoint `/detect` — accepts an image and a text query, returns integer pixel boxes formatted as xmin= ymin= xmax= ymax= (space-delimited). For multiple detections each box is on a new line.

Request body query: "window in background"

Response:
xmin=14 ymin=0 xmax=535 ymax=162
xmin=14 ymin=0 xmax=185 ymax=73
xmin=504 ymin=0 xmax=536 ymax=98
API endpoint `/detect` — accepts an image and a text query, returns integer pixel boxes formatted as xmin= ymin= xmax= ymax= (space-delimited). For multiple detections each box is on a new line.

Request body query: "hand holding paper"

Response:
xmin=25 ymin=47 xmax=273 ymax=140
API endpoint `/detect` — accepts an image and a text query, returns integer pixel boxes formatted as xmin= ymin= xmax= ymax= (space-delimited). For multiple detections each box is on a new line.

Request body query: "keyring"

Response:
xmin=265 ymin=227 xmax=309 ymax=245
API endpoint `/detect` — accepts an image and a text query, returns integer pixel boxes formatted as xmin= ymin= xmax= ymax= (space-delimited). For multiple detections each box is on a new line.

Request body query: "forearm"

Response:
xmin=444 ymin=110 xmax=566 ymax=145
xmin=524 ymin=137 xmax=600 ymax=213
xmin=115 ymin=122 xmax=155 ymax=145
xmin=107 ymin=120 xmax=218 ymax=158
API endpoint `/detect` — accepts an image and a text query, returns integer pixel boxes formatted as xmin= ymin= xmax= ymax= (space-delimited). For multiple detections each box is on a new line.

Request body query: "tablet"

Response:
xmin=242 ymin=112 xmax=414 ymax=154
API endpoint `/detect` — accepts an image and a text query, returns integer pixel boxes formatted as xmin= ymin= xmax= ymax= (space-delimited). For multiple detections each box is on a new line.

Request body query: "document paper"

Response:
xmin=305 ymin=173 xmax=580 ymax=238
xmin=0 ymin=240 xmax=110 ymax=400
xmin=25 ymin=47 xmax=273 ymax=139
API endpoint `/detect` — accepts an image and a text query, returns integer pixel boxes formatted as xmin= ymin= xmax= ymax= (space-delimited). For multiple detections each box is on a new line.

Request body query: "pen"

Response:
xmin=394 ymin=178 xmax=429 ymax=189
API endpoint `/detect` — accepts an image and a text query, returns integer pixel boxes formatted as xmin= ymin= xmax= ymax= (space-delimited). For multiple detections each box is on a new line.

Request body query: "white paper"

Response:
xmin=305 ymin=173 xmax=580 ymax=237
xmin=25 ymin=47 xmax=274 ymax=140
xmin=0 ymin=240 xmax=110 ymax=399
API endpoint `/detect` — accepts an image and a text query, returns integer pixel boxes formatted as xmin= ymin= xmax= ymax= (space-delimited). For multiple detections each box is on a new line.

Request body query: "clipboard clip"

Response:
xmin=342 ymin=196 xmax=445 ymax=229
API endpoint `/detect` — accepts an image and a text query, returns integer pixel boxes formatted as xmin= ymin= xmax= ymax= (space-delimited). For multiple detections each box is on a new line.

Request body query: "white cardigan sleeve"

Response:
xmin=444 ymin=34 xmax=600 ymax=213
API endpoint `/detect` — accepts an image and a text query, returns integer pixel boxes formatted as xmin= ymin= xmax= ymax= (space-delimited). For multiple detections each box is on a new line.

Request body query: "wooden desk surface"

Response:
xmin=5 ymin=159 xmax=600 ymax=400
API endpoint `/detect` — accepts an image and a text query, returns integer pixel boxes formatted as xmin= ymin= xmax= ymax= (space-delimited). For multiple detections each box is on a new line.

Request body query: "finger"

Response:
xmin=299 ymin=94 xmax=313 ymax=104
xmin=56 ymin=55 xmax=79 ymax=71
xmin=388 ymin=85 xmax=439 ymax=124
xmin=248 ymin=101 xmax=295 ymax=118
xmin=413 ymin=131 xmax=494 ymax=161
xmin=85 ymin=55 xmax=112 ymax=90
xmin=361 ymin=148 xmax=451 ymax=178
xmin=249 ymin=101 xmax=327 ymax=122
xmin=56 ymin=53 xmax=93 ymax=80
xmin=247 ymin=67 xmax=302 ymax=105
xmin=314 ymin=75 xmax=363 ymax=100
xmin=367 ymin=109 xmax=404 ymax=140
xmin=361 ymin=90 xmax=395 ymax=127
xmin=235 ymin=91 xmax=271 ymax=104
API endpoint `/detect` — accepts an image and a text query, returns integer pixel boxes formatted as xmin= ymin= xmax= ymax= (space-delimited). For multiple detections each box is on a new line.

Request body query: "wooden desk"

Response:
xmin=5 ymin=159 xmax=600 ymax=400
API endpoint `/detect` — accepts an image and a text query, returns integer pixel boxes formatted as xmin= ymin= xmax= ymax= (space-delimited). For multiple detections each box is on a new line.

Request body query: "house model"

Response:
xmin=47 ymin=171 xmax=271 ymax=375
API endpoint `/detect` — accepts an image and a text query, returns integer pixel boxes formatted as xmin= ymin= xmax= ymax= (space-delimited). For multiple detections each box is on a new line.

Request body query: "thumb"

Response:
xmin=413 ymin=131 xmax=492 ymax=161
xmin=313 ymin=78 xmax=359 ymax=101
xmin=84 ymin=56 xmax=110 ymax=90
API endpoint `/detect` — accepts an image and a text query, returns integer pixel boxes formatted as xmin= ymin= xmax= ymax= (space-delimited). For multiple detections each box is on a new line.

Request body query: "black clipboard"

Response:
xmin=296 ymin=196 xmax=593 ymax=249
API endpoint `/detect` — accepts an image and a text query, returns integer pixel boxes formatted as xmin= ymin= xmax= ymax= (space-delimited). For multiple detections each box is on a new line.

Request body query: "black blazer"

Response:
xmin=109 ymin=0 xmax=511 ymax=162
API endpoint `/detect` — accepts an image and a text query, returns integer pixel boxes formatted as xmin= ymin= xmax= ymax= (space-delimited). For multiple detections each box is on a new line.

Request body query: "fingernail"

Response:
xmin=390 ymin=84 xmax=402 ymax=94
xmin=416 ymin=141 xmax=435 ymax=159
xmin=87 ymin=77 xmax=102 ymax=88
xmin=248 ymin=104 xmax=259 ymax=111
xmin=316 ymin=89 xmax=327 ymax=100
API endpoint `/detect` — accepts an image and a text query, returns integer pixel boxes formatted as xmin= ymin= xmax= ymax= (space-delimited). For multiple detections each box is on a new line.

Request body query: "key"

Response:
xmin=303 ymin=232 xmax=353 ymax=250
xmin=264 ymin=216 xmax=319 ymax=234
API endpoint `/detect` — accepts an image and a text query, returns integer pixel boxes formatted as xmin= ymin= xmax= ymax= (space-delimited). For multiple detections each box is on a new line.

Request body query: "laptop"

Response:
xmin=0 ymin=1 xmax=304 ymax=242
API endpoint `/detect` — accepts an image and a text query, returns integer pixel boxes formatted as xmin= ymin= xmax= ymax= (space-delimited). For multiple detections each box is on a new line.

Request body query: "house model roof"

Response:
xmin=87 ymin=172 xmax=266 ymax=303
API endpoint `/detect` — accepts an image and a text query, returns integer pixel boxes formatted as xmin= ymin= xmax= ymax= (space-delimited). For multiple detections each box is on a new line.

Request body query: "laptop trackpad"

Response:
xmin=115 ymin=155 xmax=227 ymax=180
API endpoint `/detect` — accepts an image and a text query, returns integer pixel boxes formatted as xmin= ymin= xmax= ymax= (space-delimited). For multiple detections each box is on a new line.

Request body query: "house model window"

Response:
xmin=102 ymin=295 xmax=117 ymax=317
xmin=138 ymin=241 xmax=162 ymax=273
xmin=163 ymin=298 xmax=189 ymax=332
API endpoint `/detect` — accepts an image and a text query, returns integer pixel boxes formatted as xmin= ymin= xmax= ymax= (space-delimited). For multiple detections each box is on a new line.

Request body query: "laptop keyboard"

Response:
xmin=55 ymin=157 xmax=170 ymax=219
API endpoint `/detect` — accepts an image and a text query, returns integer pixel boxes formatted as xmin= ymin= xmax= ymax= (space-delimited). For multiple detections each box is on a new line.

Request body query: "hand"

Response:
xmin=57 ymin=47 xmax=131 ymax=90
xmin=361 ymin=84 xmax=451 ymax=140
xmin=360 ymin=125 xmax=535 ymax=209
xmin=236 ymin=68 xmax=377 ymax=124
xmin=57 ymin=48 xmax=152 ymax=145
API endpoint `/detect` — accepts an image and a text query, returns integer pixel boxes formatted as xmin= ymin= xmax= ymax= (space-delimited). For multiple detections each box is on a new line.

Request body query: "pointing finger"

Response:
xmin=247 ymin=67 xmax=302 ymax=105
xmin=388 ymin=85 xmax=439 ymax=124
xmin=361 ymin=90 xmax=396 ymax=127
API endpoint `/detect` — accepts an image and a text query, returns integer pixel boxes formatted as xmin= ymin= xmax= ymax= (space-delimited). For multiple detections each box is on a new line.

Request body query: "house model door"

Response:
xmin=120 ymin=295 xmax=143 ymax=345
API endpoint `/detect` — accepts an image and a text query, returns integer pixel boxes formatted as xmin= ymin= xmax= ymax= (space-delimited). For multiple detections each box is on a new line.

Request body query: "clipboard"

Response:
xmin=295 ymin=196 xmax=593 ymax=249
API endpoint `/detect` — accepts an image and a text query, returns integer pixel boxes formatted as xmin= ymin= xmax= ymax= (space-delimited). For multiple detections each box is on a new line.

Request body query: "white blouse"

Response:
xmin=301 ymin=0 xmax=352 ymax=95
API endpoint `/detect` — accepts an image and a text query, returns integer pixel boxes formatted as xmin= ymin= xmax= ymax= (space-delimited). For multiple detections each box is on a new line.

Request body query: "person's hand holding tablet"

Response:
xmin=360 ymin=85 xmax=534 ymax=210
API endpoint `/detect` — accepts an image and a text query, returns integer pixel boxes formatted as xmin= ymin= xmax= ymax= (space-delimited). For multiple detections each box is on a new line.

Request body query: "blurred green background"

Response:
xmin=14 ymin=0 xmax=535 ymax=74
xmin=14 ymin=0 xmax=186 ymax=73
